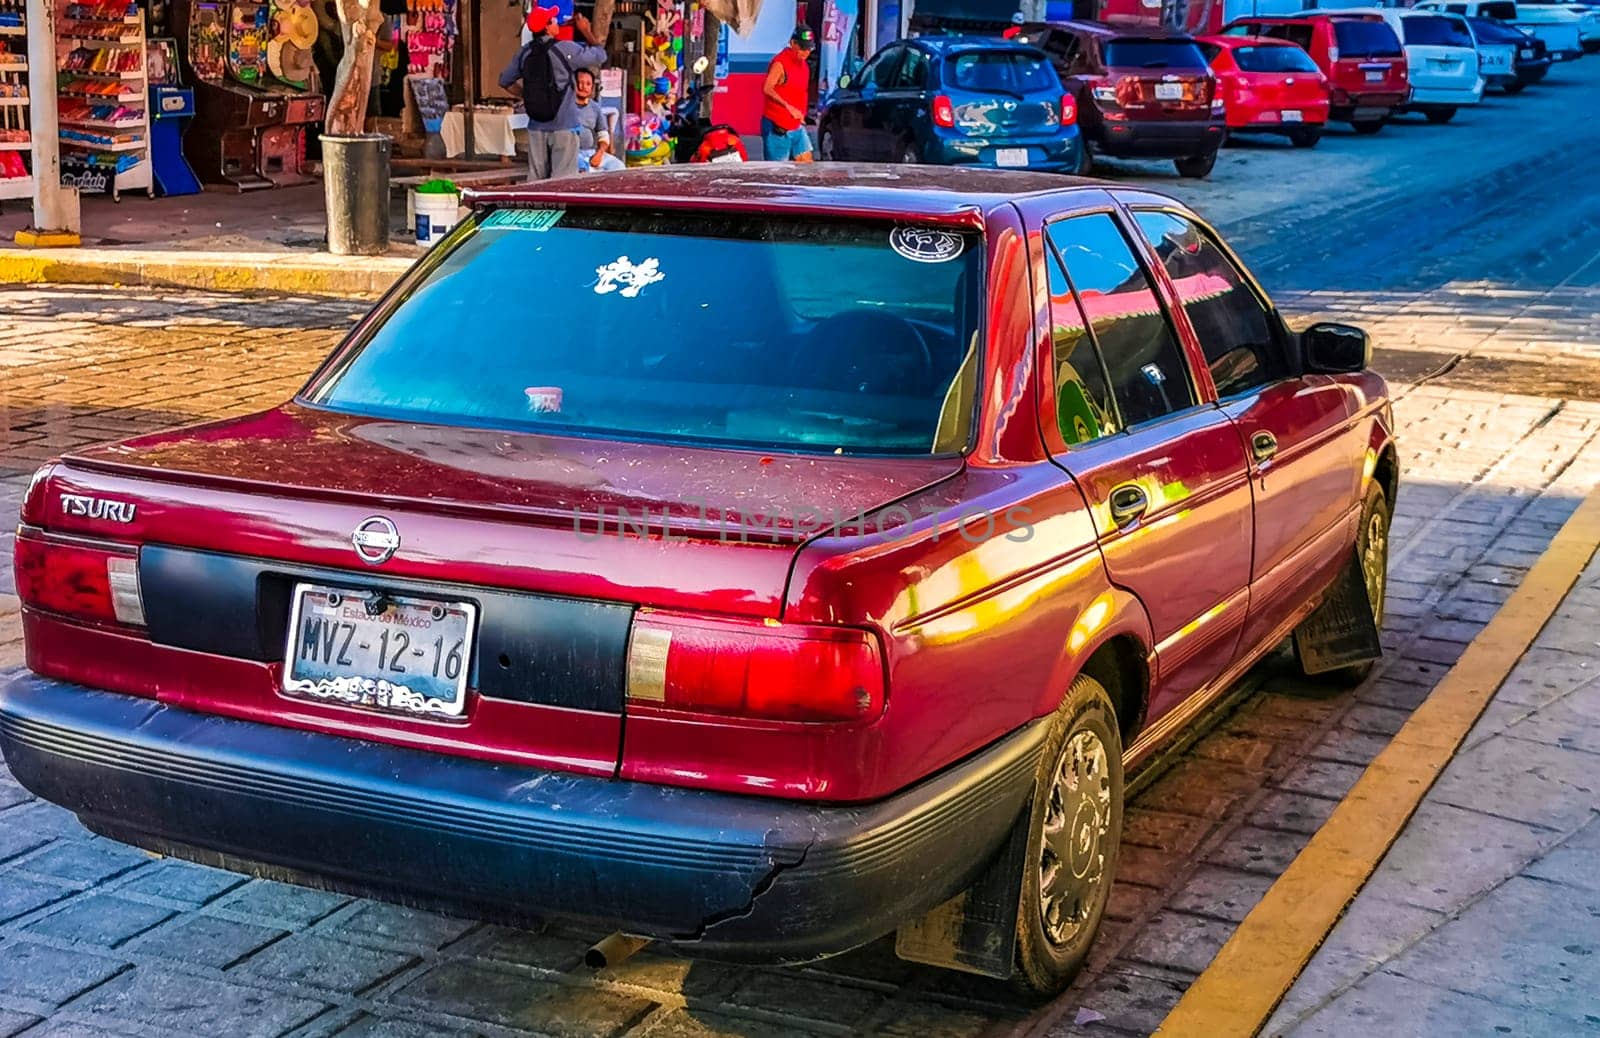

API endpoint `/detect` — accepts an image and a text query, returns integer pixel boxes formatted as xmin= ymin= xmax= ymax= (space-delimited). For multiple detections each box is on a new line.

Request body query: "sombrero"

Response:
xmin=268 ymin=38 xmax=314 ymax=86
xmin=280 ymin=3 xmax=319 ymax=50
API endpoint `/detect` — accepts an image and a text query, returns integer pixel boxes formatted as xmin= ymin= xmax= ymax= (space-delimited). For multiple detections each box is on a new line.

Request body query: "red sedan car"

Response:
xmin=1198 ymin=35 xmax=1331 ymax=147
xmin=0 ymin=167 xmax=1396 ymax=995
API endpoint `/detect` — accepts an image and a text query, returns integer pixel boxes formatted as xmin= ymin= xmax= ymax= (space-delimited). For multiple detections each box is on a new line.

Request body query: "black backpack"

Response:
xmin=521 ymin=36 xmax=574 ymax=124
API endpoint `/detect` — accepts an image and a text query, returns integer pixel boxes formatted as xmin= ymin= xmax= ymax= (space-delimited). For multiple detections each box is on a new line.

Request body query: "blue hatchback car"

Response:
xmin=819 ymin=37 xmax=1084 ymax=172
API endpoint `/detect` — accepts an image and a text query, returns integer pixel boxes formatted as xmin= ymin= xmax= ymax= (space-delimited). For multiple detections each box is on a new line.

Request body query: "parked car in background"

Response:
xmin=1417 ymin=0 xmax=1585 ymax=60
xmin=1559 ymin=0 xmax=1600 ymax=50
xmin=1221 ymin=13 xmax=1408 ymax=134
xmin=0 ymin=166 xmax=1398 ymax=998
xmin=1453 ymin=13 xmax=1520 ymax=89
xmin=818 ymin=37 xmax=1084 ymax=172
xmin=1017 ymin=22 xmax=1226 ymax=177
xmin=1197 ymin=35 xmax=1330 ymax=147
xmin=1351 ymin=8 xmax=1485 ymax=123
xmin=1467 ymin=15 xmax=1551 ymax=89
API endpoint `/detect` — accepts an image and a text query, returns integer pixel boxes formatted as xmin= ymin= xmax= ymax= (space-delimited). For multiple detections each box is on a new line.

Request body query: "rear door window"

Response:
xmin=1045 ymin=213 xmax=1196 ymax=427
xmin=1233 ymin=44 xmax=1320 ymax=72
xmin=1403 ymin=14 xmax=1475 ymax=47
xmin=895 ymin=47 xmax=931 ymax=90
xmin=946 ymin=50 xmax=1058 ymax=93
xmin=1102 ymin=39 xmax=1209 ymax=69
xmin=1045 ymin=246 xmax=1120 ymax=447
xmin=1133 ymin=211 xmax=1285 ymax=398
xmin=1333 ymin=19 xmax=1405 ymax=57
xmin=865 ymin=47 xmax=904 ymax=88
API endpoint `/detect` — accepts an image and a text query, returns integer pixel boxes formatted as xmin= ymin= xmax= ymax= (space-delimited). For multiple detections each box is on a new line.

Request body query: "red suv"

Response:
xmin=1223 ymin=13 xmax=1409 ymax=133
xmin=0 ymin=168 xmax=1397 ymax=996
xmin=1019 ymin=21 xmax=1227 ymax=177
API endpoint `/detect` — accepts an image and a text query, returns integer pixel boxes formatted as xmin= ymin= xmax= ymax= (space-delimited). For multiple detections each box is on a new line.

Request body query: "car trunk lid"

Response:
xmin=1102 ymin=38 xmax=1215 ymax=120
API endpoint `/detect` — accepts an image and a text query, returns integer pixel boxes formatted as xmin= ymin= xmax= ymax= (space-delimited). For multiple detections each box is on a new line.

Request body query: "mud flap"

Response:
xmin=1293 ymin=548 xmax=1383 ymax=675
xmin=893 ymin=800 xmax=1030 ymax=980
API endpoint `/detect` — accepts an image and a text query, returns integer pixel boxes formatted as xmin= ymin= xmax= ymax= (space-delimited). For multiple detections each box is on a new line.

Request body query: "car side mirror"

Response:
xmin=1302 ymin=322 xmax=1371 ymax=374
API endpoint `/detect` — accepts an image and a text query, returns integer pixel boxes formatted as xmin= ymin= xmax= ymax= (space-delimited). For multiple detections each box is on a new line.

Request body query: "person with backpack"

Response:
xmin=499 ymin=5 xmax=607 ymax=181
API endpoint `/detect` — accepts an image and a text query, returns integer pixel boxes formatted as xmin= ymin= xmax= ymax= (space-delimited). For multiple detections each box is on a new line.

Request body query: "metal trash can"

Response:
xmin=321 ymin=133 xmax=392 ymax=256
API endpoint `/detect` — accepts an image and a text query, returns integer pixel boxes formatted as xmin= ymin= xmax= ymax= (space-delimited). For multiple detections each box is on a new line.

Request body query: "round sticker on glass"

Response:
xmin=890 ymin=227 xmax=966 ymax=264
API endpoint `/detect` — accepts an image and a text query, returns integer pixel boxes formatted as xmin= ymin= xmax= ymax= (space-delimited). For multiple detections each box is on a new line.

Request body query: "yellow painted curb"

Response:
xmin=14 ymin=229 xmax=83 ymax=248
xmin=0 ymin=248 xmax=415 ymax=298
xmin=1156 ymin=486 xmax=1600 ymax=1038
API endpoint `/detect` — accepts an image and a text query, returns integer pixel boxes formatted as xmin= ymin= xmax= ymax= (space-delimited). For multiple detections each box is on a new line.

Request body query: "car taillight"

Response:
xmin=625 ymin=612 xmax=884 ymax=724
xmin=1091 ymin=78 xmax=1118 ymax=103
xmin=14 ymin=529 xmax=144 ymax=626
xmin=1060 ymin=93 xmax=1078 ymax=125
xmin=931 ymin=94 xmax=955 ymax=128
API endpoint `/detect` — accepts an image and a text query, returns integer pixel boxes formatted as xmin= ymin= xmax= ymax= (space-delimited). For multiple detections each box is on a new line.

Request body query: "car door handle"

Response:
xmin=1109 ymin=484 xmax=1149 ymax=528
xmin=1252 ymin=431 xmax=1279 ymax=464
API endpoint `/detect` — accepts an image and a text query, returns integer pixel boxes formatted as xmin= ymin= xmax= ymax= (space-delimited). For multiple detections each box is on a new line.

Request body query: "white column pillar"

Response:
xmin=23 ymin=0 xmax=80 ymax=241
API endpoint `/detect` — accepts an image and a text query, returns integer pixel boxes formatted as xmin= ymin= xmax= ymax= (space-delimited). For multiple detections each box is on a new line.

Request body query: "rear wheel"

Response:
xmin=899 ymin=141 xmax=921 ymax=165
xmin=1350 ymin=117 xmax=1386 ymax=135
xmin=1288 ymin=127 xmax=1322 ymax=148
xmin=1014 ymin=674 xmax=1123 ymax=997
xmin=1072 ymin=140 xmax=1094 ymax=176
xmin=1503 ymin=79 xmax=1526 ymax=94
xmin=1424 ymin=106 xmax=1457 ymax=124
xmin=1173 ymin=149 xmax=1218 ymax=178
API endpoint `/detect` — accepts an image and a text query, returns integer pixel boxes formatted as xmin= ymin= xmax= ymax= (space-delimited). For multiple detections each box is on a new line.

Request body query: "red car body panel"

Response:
xmin=12 ymin=168 xmax=1394 ymax=809
xmin=1223 ymin=15 xmax=1409 ymax=123
xmin=1199 ymin=35 xmax=1332 ymax=131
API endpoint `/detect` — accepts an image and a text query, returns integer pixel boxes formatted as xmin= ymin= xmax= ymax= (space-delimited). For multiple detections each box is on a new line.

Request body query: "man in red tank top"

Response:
xmin=761 ymin=27 xmax=816 ymax=162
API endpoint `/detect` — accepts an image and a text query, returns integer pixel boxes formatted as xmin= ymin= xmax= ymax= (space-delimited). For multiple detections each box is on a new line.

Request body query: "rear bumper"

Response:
xmin=0 ymin=672 xmax=1045 ymax=963
xmin=1091 ymin=116 xmax=1227 ymax=158
xmin=1402 ymin=82 xmax=1483 ymax=108
xmin=924 ymin=129 xmax=1083 ymax=172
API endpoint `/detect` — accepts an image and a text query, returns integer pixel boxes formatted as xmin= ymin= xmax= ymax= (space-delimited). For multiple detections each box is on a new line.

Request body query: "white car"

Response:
xmin=1346 ymin=8 xmax=1485 ymax=121
xmin=1418 ymin=0 xmax=1586 ymax=60
xmin=1521 ymin=2 xmax=1600 ymax=51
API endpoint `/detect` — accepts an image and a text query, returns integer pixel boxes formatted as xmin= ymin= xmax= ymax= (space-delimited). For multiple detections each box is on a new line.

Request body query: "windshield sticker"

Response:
xmin=483 ymin=208 xmax=564 ymax=231
xmin=594 ymin=256 xmax=665 ymax=299
xmin=890 ymin=227 xmax=966 ymax=264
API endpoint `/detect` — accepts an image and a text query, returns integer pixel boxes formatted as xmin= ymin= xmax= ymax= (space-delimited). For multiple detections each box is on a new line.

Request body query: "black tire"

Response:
xmin=1305 ymin=481 xmax=1391 ymax=686
xmin=1350 ymin=117 xmax=1386 ymax=135
xmin=1173 ymin=149 xmax=1218 ymax=178
xmin=1072 ymin=139 xmax=1094 ymax=176
xmin=899 ymin=141 xmax=920 ymax=165
xmin=1288 ymin=126 xmax=1322 ymax=148
xmin=1424 ymin=106 xmax=1457 ymax=124
xmin=1583 ymin=38 xmax=1600 ymax=54
xmin=1503 ymin=79 xmax=1526 ymax=95
xmin=1013 ymin=674 xmax=1124 ymax=997
xmin=819 ymin=125 xmax=840 ymax=162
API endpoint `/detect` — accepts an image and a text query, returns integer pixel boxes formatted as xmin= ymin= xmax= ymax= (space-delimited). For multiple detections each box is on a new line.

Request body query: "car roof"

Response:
xmin=1196 ymin=33 xmax=1298 ymax=47
xmin=1229 ymin=11 xmax=1382 ymax=21
xmin=469 ymin=165 xmax=1141 ymax=227
xmin=1022 ymin=19 xmax=1198 ymax=40
xmin=907 ymin=35 xmax=1043 ymax=55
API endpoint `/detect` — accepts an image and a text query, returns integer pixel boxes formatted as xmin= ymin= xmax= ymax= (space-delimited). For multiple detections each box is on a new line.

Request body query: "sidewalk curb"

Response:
xmin=0 ymin=249 xmax=414 ymax=298
xmin=1155 ymin=486 xmax=1600 ymax=1038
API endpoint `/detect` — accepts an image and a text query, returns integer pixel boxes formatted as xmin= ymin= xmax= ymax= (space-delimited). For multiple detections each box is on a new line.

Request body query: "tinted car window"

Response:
xmin=1046 ymin=214 xmax=1195 ymax=427
xmin=1045 ymin=249 xmax=1120 ymax=447
xmin=1333 ymin=19 xmax=1404 ymax=56
xmin=1233 ymin=44 xmax=1320 ymax=72
xmin=895 ymin=48 xmax=930 ymax=89
xmin=1196 ymin=41 xmax=1222 ymax=62
xmin=865 ymin=48 xmax=903 ymax=88
xmin=946 ymin=50 xmax=1057 ymax=93
xmin=314 ymin=211 xmax=982 ymax=455
xmin=1467 ymin=17 xmax=1517 ymax=41
xmin=1481 ymin=1 xmax=1517 ymax=19
xmin=1134 ymin=211 xmax=1284 ymax=398
xmin=1403 ymin=14 xmax=1475 ymax=47
xmin=1103 ymin=39 xmax=1209 ymax=69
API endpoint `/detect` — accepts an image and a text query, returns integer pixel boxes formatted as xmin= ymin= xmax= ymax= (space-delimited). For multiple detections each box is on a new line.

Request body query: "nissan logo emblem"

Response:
xmin=351 ymin=516 xmax=401 ymax=565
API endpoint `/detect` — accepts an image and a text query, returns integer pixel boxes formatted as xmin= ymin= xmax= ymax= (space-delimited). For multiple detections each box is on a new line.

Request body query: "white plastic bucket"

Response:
xmin=413 ymin=190 xmax=461 ymax=245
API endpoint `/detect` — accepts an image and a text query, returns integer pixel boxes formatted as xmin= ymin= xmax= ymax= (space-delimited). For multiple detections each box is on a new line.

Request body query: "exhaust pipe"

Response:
xmin=585 ymin=932 xmax=651 ymax=970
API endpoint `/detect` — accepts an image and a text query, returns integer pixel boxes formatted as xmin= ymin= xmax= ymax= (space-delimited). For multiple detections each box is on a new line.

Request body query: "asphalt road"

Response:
xmin=1 ymin=57 xmax=1599 ymax=1038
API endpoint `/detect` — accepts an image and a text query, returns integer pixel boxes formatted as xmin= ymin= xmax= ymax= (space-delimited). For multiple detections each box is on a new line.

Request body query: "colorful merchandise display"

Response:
xmin=0 ymin=0 xmax=31 ymax=198
xmin=56 ymin=0 xmax=154 ymax=198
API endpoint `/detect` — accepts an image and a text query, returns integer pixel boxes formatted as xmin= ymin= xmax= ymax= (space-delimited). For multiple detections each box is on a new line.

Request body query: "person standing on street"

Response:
xmin=500 ymin=5 xmax=607 ymax=181
xmin=761 ymin=27 xmax=816 ymax=162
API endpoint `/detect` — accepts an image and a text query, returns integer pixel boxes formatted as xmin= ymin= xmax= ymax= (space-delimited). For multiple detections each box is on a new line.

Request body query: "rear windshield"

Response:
xmin=1233 ymin=44 xmax=1321 ymax=72
xmin=1333 ymin=19 xmax=1404 ymax=56
xmin=310 ymin=210 xmax=983 ymax=455
xmin=1467 ymin=16 xmax=1518 ymax=40
xmin=1403 ymin=14 xmax=1475 ymax=46
xmin=1103 ymin=39 xmax=1209 ymax=69
xmin=946 ymin=50 xmax=1058 ymax=94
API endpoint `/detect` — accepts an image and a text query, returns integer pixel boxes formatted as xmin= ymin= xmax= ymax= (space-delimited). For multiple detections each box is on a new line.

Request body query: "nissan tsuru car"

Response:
xmin=0 ymin=167 xmax=1397 ymax=995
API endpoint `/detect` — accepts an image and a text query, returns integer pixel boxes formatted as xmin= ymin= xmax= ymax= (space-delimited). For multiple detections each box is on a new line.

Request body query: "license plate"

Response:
xmin=1520 ymin=48 xmax=1534 ymax=58
xmin=1154 ymin=82 xmax=1183 ymax=100
xmin=283 ymin=584 xmax=477 ymax=719
xmin=1365 ymin=71 xmax=1384 ymax=82
xmin=1282 ymin=110 xmax=1303 ymax=123
xmin=995 ymin=147 xmax=1028 ymax=167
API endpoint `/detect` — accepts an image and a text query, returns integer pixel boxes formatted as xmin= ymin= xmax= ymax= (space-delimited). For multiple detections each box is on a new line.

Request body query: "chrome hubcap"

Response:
xmin=1361 ymin=508 xmax=1388 ymax=623
xmin=1038 ymin=730 xmax=1111 ymax=946
xmin=821 ymin=133 xmax=835 ymax=161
